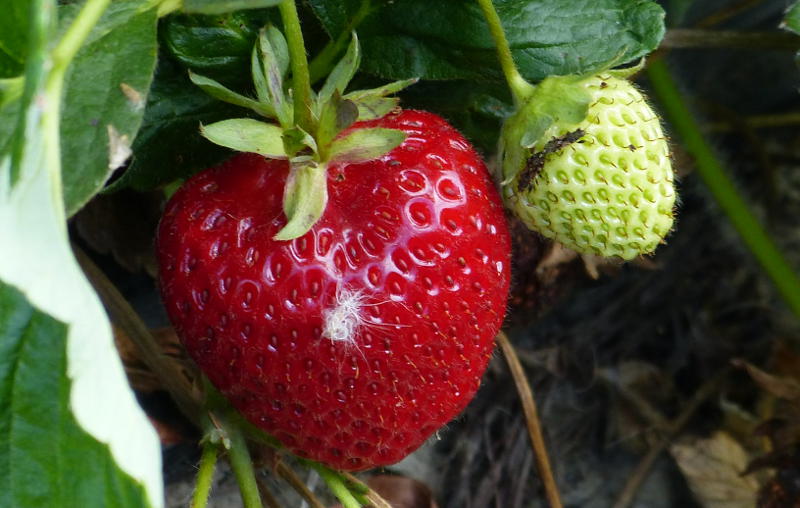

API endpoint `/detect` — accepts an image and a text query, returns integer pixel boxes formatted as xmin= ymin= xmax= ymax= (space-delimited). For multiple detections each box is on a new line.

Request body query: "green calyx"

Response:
xmin=498 ymin=72 xmax=676 ymax=260
xmin=191 ymin=26 xmax=416 ymax=240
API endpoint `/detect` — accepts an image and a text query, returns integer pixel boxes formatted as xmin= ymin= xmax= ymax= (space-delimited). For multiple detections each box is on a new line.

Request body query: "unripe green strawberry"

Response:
xmin=498 ymin=73 xmax=676 ymax=260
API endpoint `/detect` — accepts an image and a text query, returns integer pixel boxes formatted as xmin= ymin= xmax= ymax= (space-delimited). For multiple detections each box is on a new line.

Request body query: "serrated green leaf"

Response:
xmin=0 ymin=0 xmax=162 ymax=504
xmin=201 ymin=118 xmax=285 ymax=157
xmin=318 ymin=33 xmax=360 ymax=108
xmin=0 ymin=281 xmax=152 ymax=508
xmin=190 ymin=70 xmax=274 ymax=117
xmin=183 ymin=0 xmax=282 ymax=15
xmin=309 ymin=0 xmax=665 ymax=82
xmin=274 ymin=161 xmax=327 ymax=241
xmin=60 ymin=1 xmax=158 ymax=216
xmin=328 ymin=127 xmax=405 ymax=164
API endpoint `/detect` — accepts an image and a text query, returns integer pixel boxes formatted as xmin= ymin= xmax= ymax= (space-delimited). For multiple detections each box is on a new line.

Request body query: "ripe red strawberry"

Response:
xmin=158 ymin=109 xmax=511 ymax=470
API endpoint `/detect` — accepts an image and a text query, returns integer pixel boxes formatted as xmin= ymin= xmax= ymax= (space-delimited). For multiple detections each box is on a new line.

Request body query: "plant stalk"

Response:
xmin=647 ymin=58 xmax=800 ymax=317
xmin=191 ymin=441 xmax=219 ymax=508
xmin=309 ymin=462 xmax=365 ymax=508
xmin=222 ymin=413 xmax=264 ymax=508
xmin=279 ymin=0 xmax=314 ymax=134
xmin=475 ymin=0 xmax=535 ymax=104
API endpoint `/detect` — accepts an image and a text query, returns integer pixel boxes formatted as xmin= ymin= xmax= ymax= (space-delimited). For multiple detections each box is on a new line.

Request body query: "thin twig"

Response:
xmin=342 ymin=472 xmax=393 ymax=508
xmin=255 ymin=476 xmax=283 ymax=508
xmin=73 ymin=245 xmax=203 ymax=424
xmin=496 ymin=331 xmax=563 ymax=508
xmin=611 ymin=368 xmax=730 ymax=508
xmin=661 ymin=29 xmax=800 ymax=51
xmin=276 ymin=463 xmax=326 ymax=508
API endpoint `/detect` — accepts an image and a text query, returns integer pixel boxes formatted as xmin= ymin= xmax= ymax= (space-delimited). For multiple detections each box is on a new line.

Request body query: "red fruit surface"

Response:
xmin=157 ymin=110 xmax=511 ymax=470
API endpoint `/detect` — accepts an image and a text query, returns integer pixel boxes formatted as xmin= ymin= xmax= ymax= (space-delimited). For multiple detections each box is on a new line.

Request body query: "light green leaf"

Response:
xmin=317 ymin=92 xmax=358 ymax=159
xmin=183 ymin=0 xmax=282 ymax=14
xmin=282 ymin=125 xmax=318 ymax=158
xmin=318 ymin=33 xmax=360 ymax=107
xmin=0 ymin=281 xmax=152 ymax=507
xmin=60 ymin=1 xmax=158 ymax=216
xmin=265 ymin=24 xmax=289 ymax=78
xmin=255 ymin=26 xmax=291 ymax=127
xmin=344 ymin=77 xmax=417 ymax=121
xmin=190 ymin=70 xmax=274 ymax=117
xmin=201 ymin=118 xmax=286 ymax=157
xmin=274 ymin=161 xmax=328 ymax=241
xmin=328 ymin=127 xmax=406 ymax=164
xmin=0 ymin=0 xmax=162 ymax=505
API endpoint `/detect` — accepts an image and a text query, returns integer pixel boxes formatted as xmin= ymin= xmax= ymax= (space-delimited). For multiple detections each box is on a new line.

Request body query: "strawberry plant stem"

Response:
xmin=647 ymin=58 xmax=800 ymax=317
xmin=191 ymin=441 xmax=219 ymax=508
xmin=308 ymin=0 xmax=372 ymax=84
xmin=279 ymin=0 xmax=314 ymax=134
xmin=222 ymin=413 xmax=264 ymax=508
xmin=475 ymin=0 xmax=535 ymax=105
xmin=311 ymin=463 xmax=364 ymax=508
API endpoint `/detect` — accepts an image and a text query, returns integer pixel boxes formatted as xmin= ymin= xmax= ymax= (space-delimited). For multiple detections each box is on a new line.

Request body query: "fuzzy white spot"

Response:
xmin=323 ymin=287 xmax=368 ymax=344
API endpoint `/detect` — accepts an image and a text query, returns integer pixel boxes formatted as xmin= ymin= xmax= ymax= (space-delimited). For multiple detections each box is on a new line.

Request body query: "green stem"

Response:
xmin=475 ymin=0 xmax=534 ymax=104
xmin=647 ymin=58 xmax=800 ymax=317
xmin=41 ymin=0 xmax=111 ymax=219
xmin=309 ymin=462 xmax=365 ymax=508
xmin=279 ymin=0 xmax=314 ymax=134
xmin=191 ymin=441 xmax=219 ymax=508
xmin=308 ymin=0 xmax=372 ymax=84
xmin=223 ymin=413 xmax=264 ymax=508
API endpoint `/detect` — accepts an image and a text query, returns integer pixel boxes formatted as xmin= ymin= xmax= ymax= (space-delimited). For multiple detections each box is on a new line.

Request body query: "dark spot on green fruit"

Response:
xmin=518 ymin=129 xmax=585 ymax=192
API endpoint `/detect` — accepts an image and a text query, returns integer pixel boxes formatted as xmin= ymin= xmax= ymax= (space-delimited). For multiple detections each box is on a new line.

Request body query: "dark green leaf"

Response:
xmin=60 ymin=2 xmax=158 ymax=216
xmin=0 ymin=0 xmax=29 ymax=78
xmin=108 ymin=58 xmax=243 ymax=192
xmin=309 ymin=0 xmax=665 ymax=82
xmin=184 ymin=0 xmax=282 ymax=14
xmin=0 ymin=281 xmax=151 ymax=508
xmin=163 ymin=10 xmax=277 ymax=87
